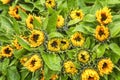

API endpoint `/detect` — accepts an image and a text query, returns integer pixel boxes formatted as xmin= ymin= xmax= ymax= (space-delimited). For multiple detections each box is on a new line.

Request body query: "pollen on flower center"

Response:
xmin=88 ymin=76 xmax=94 ymax=80
xmin=101 ymin=13 xmax=107 ymax=21
xmin=102 ymin=62 xmax=107 ymax=69
xmin=99 ymin=30 xmax=105 ymax=36
xmin=31 ymin=59 xmax=36 ymax=67
xmin=5 ymin=48 xmax=11 ymax=54
xmin=48 ymin=1 xmax=52 ymax=4
xmin=33 ymin=34 xmax=39 ymax=42
xmin=51 ymin=41 xmax=58 ymax=48
xmin=30 ymin=18 xmax=33 ymax=24
xmin=75 ymin=36 xmax=81 ymax=41
xmin=81 ymin=54 xmax=86 ymax=60
xmin=76 ymin=12 xmax=80 ymax=16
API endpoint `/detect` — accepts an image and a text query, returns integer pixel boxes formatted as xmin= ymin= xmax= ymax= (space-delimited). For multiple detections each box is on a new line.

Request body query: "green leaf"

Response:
xmin=108 ymin=0 xmax=120 ymax=4
xmin=12 ymin=18 xmax=20 ymax=34
xmin=33 ymin=17 xmax=42 ymax=29
xmin=42 ymin=16 xmax=48 ymax=30
xmin=109 ymin=43 xmax=120 ymax=56
xmin=83 ymin=14 xmax=96 ymax=22
xmin=14 ymin=49 xmax=27 ymax=59
xmin=48 ymin=32 xmax=64 ymax=39
xmin=18 ymin=8 xmax=27 ymax=22
xmin=41 ymin=53 xmax=61 ymax=71
xmin=21 ymin=70 xmax=30 ymax=80
xmin=0 ymin=76 xmax=5 ymax=80
xmin=17 ymin=37 xmax=31 ymax=51
xmin=7 ymin=66 xmax=20 ymax=80
xmin=0 ymin=35 xmax=10 ymax=42
xmin=68 ymin=19 xmax=81 ymax=26
xmin=2 ymin=58 xmax=9 ymax=75
xmin=84 ymin=37 xmax=91 ymax=48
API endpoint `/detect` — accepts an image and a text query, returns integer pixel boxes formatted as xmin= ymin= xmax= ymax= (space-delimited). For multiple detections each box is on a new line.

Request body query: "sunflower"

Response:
xmin=47 ymin=38 xmax=60 ymax=52
xmin=1 ymin=45 xmax=13 ymax=57
xmin=96 ymin=7 xmax=112 ymax=25
xmin=20 ymin=57 xmax=28 ymax=66
xmin=13 ymin=39 xmax=22 ymax=50
xmin=45 ymin=0 xmax=56 ymax=8
xmin=8 ymin=6 xmax=21 ymax=19
xmin=1 ymin=0 xmax=10 ymax=4
xmin=81 ymin=68 xmax=99 ymax=80
xmin=78 ymin=50 xmax=90 ymax=63
xmin=70 ymin=32 xmax=85 ymax=47
xmin=64 ymin=61 xmax=78 ymax=75
xmin=60 ymin=39 xmax=69 ymax=51
xmin=70 ymin=9 xmax=84 ymax=20
xmin=50 ymin=74 xmax=58 ymax=80
xmin=26 ymin=14 xmax=41 ymax=30
xmin=95 ymin=25 xmax=109 ymax=41
xmin=29 ymin=30 xmax=44 ymax=47
xmin=24 ymin=54 xmax=42 ymax=72
xmin=98 ymin=58 xmax=114 ymax=76
xmin=56 ymin=15 xmax=64 ymax=28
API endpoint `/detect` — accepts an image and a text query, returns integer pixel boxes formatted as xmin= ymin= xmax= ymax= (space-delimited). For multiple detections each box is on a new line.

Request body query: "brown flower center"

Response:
xmin=31 ymin=59 xmax=36 ymax=67
xmin=33 ymin=34 xmax=39 ymax=42
xmin=30 ymin=18 xmax=33 ymax=24
xmin=5 ymin=48 xmax=11 ymax=54
xmin=76 ymin=12 xmax=80 ymax=16
xmin=99 ymin=29 xmax=105 ymax=36
xmin=61 ymin=41 xmax=66 ymax=45
xmin=101 ymin=13 xmax=107 ymax=21
xmin=48 ymin=1 xmax=52 ymax=4
xmin=51 ymin=41 xmax=58 ymax=48
xmin=81 ymin=54 xmax=86 ymax=60
xmin=75 ymin=36 xmax=81 ymax=41
xmin=88 ymin=76 xmax=94 ymax=80
xmin=102 ymin=62 xmax=108 ymax=69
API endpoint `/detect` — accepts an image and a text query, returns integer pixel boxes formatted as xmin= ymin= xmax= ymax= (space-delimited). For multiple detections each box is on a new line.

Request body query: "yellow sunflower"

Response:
xmin=98 ymin=58 xmax=114 ymax=76
xmin=47 ymin=38 xmax=60 ymax=52
xmin=64 ymin=61 xmax=78 ymax=75
xmin=1 ymin=0 xmax=10 ymax=4
xmin=45 ymin=0 xmax=56 ymax=8
xmin=96 ymin=7 xmax=112 ymax=25
xmin=60 ymin=39 xmax=69 ymax=51
xmin=81 ymin=68 xmax=99 ymax=80
xmin=13 ymin=39 xmax=22 ymax=50
xmin=24 ymin=54 xmax=42 ymax=72
xmin=95 ymin=25 xmax=109 ymax=41
xmin=70 ymin=32 xmax=85 ymax=47
xmin=56 ymin=15 xmax=64 ymax=28
xmin=78 ymin=50 xmax=90 ymax=63
xmin=50 ymin=74 xmax=58 ymax=80
xmin=26 ymin=14 xmax=41 ymax=30
xmin=1 ymin=45 xmax=13 ymax=57
xmin=20 ymin=57 xmax=28 ymax=66
xmin=29 ymin=30 xmax=44 ymax=47
xmin=70 ymin=9 xmax=84 ymax=20
xmin=8 ymin=6 xmax=21 ymax=19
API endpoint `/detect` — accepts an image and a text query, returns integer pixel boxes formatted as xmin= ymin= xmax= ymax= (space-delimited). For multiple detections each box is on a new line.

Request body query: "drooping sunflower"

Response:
xmin=29 ymin=30 xmax=44 ymax=47
xmin=50 ymin=74 xmax=58 ymax=80
xmin=1 ymin=0 xmax=10 ymax=4
xmin=20 ymin=57 xmax=28 ymax=66
xmin=60 ymin=39 xmax=69 ymax=51
xmin=70 ymin=32 xmax=85 ymax=47
xmin=13 ymin=39 xmax=22 ymax=50
xmin=97 ymin=58 xmax=114 ymax=76
xmin=96 ymin=7 xmax=112 ymax=25
xmin=95 ymin=25 xmax=109 ymax=42
xmin=26 ymin=14 xmax=41 ymax=30
xmin=81 ymin=68 xmax=100 ymax=80
xmin=70 ymin=9 xmax=84 ymax=20
xmin=24 ymin=54 xmax=42 ymax=72
xmin=78 ymin=50 xmax=90 ymax=63
xmin=1 ymin=45 xmax=13 ymax=57
xmin=64 ymin=61 xmax=78 ymax=75
xmin=8 ymin=6 xmax=21 ymax=19
xmin=47 ymin=38 xmax=60 ymax=52
xmin=45 ymin=0 xmax=56 ymax=8
xmin=56 ymin=15 xmax=64 ymax=28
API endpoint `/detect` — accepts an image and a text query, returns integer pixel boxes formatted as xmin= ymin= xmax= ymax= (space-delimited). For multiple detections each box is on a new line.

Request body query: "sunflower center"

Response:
xmin=81 ymin=54 xmax=86 ymax=60
xmin=30 ymin=18 xmax=33 ymax=24
xmin=76 ymin=12 xmax=80 ymax=16
xmin=31 ymin=59 xmax=36 ymax=67
xmin=99 ymin=29 xmax=104 ymax=36
xmin=88 ymin=76 xmax=94 ymax=80
xmin=16 ymin=8 xmax=19 ymax=14
xmin=5 ymin=48 xmax=11 ymax=54
xmin=33 ymin=34 xmax=39 ymax=42
xmin=51 ymin=41 xmax=58 ymax=48
xmin=61 ymin=41 xmax=66 ymax=45
xmin=48 ymin=0 xmax=52 ymax=4
xmin=75 ymin=36 xmax=81 ymax=41
xmin=102 ymin=62 xmax=108 ymax=69
xmin=101 ymin=13 xmax=107 ymax=21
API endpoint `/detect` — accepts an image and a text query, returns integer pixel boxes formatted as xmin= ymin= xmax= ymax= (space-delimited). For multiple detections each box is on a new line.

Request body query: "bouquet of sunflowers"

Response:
xmin=0 ymin=0 xmax=120 ymax=80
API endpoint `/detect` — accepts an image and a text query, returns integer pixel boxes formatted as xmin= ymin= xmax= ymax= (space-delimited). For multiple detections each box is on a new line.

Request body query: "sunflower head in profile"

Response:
xmin=78 ymin=50 xmax=90 ymax=63
xmin=64 ymin=60 xmax=78 ymax=75
xmin=45 ymin=0 xmax=56 ymax=8
xmin=56 ymin=15 xmax=64 ymax=28
xmin=96 ymin=7 xmax=112 ymax=25
xmin=60 ymin=39 xmax=69 ymax=51
xmin=95 ymin=25 xmax=109 ymax=42
xmin=98 ymin=58 xmax=114 ymax=76
xmin=47 ymin=38 xmax=60 ymax=52
xmin=24 ymin=54 xmax=42 ymax=72
xmin=70 ymin=9 xmax=84 ymax=20
xmin=26 ymin=14 xmax=41 ymax=30
xmin=29 ymin=30 xmax=44 ymax=47
xmin=1 ymin=45 xmax=13 ymax=57
xmin=1 ymin=0 xmax=10 ymax=4
xmin=81 ymin=68 xmax=99 ymax=80
xmin=70 ymin=32 xmax=85 ymax=47
xmin=8 ymin=6 xmax=21 ymax=19
xmin=13 ymin=39 xmax=22 ymax=50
